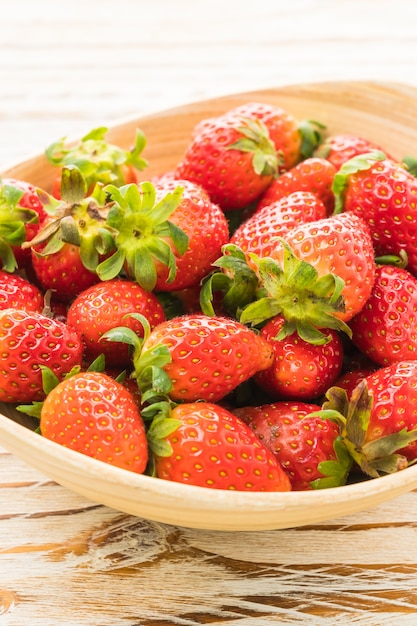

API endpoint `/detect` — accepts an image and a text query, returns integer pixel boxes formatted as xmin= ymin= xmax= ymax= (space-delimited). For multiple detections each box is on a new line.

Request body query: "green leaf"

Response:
xmin=332 ymin=150 xmax=386 ymax=214
xmin=40 ymin=365 xmax=60 ymax=395
xmin=311 ymin=437 xmax=353 ymax=489
xmin=298 ymin=119 xmax=327 ymax=159
xmin=60 ymin=166 xmax=88 ymax=204
xmin=96 ymin=247 xmax=126 ymax=281
xmin=0 ymin=239 xmax=17 ymax=272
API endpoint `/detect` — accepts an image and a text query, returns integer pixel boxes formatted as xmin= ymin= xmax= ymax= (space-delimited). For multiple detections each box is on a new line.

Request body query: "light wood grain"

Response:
xmin=3 ymin=1 xmax=417 ymax=624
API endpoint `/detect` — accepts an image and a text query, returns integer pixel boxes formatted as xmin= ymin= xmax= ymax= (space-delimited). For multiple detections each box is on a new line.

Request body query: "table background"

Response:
xmin=2 ymin=1 xmax=417 ymax=625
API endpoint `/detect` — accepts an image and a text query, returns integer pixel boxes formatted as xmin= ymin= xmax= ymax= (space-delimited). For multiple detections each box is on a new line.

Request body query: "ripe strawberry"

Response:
xmin=98 ymin=178 xmax=230 ymax=292
xmin=0 ymin=269 xmax=44 ymax=312
xmin=230 ymin=190 xmax=327 ymax=263
xmin=0 ymin=309 xmax=83 ymax=402
xmin=174 ymin=108 xmax=279 ymax=210
xmin=255 ymin=157 xmax=337 ymax=216
xmin=361 ymin=362 xmax=417 ymax=462
xmin=233 ymin=401 xmax=351 ymax=490
xmin=349 ymin=264 xmax=417 ymax=366
xmin=46 ymin=126 xmax=148 ymax=199
xmin=66 ymin=278 xmax=166 ymax=368
xmin=39 ymin=371 xmax=148 ymax=473
xmin=24 ymin=168 xmax=117 ymax=301
xmin=223 ymin=101 xmax=307 ymax=172
xmin=0 ymin=177 xmax=48 ymax=271
xmin=333 ymin=152 xmax=417 ymax=276
xmin=31 ymin=240 xmax=102 ymax=302
xmin=239 ymin=212 xmax=376 ymax=346
xmin=322 ymin=363 xmax=417 ymax=477
xmin=254 ymin=315 xmax=344 ymax=401
xmin=148 ymin=401 xmax=291 ymax=491
xmin=107 ymin=313 xmax=275 ymax=404
xmin=314 ymin=133 xmax=394 ymax=171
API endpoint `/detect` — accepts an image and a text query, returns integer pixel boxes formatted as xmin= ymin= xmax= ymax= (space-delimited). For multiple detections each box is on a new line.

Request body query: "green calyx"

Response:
xmin=310 ymin=436 xmax=353 ymax=490
xmin=319 ymin=382 xmax=417 ymax=478
xmin=96 ymin=181 xmax=188 ymax=291
xmin=298 ymin=119 xmax=327 ymax=159
xmin=45 ymin=126 xmax=148 ymax=188
xmin=227 ymin=116 xmax=279 ymax=178
xmin=199 ymin=243 xmax=260 ymax=317
xmin=0 ymin=181 xmax=40 ymax=271
xmin=16 ymin=356 xmax=107 ymax=428
xmin=239 ymin=239 xmax=351 ymax=345
xmin=101 ymin=316 xmax=181 ymax=461
xmin=100 ymin=313 xmax=173 ymax=406
xmin=23 ymin=167 xmax=116 ymax=272
xmin=332 ymin=150 xmax=387 ymax=214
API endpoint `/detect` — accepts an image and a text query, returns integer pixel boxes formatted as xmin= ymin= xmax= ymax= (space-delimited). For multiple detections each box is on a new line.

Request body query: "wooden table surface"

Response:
xmin=2 ymin=1 xmax=417 ymax=624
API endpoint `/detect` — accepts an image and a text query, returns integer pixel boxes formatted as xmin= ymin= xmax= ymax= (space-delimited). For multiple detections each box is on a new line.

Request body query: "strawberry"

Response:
xmin=314 ymin=133 xmax=394 ymax=171
xmin=97 ymin=178 xmax=230 ymax=292
xmin=30 ymin=240 xmax=103 ymax=302
xmin=322 ymin=363 xmax=417 ymax=477
xmin=105 ymin=313 xmax=274 ymax=404
xmin=222 ymin=101 xmax=310 ymax=172
xmin=230 ymin=190 xmax=327 ymax=264
xmin=254 ymin=315 xmax=344 ymax=401
xmin=0 ymin=308 xmax=83 ymax=402
xmin=174 ymin=108 xmax=279 ymax=210
xmin=349 ymin=264 xmax=417 ymax=366
xmin=239 ymin=212 xmax=376 ymax=347
xmin=233 ymin=401 xmax=351 ymax=490
xmin=147 ymin=401 xmax=291 ymax=491
xmin=38 ymin=371 xmax=148 ymax=473
xmin=66 ymin=278 xmax=166 ymax=368
xmin=23 ymin=168 xmax=117 ymax=301
xmin=255 ymin=157 xmax=337 ymax=216
xmin=332 ymin=152 xmax=417 ymax=276
xmin=0 ymin=269 xmax=44 ymax=312
xmin=45 ymin=126 xmax=148 ymax=199
xmin=0 ymin=177 xmax=48 ymax=272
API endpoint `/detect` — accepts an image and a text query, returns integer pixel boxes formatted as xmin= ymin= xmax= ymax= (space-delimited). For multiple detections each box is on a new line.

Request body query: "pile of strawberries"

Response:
xmin=2 ymin=101 xmax=417 ymax=493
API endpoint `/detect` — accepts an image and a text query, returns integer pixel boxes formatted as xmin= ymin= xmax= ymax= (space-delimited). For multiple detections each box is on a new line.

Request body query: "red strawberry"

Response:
xmin=233 ymin=401 xmax=350 ymax=490
xmin=67 ymin=278 xmax=166 ymax=368
xmin=0 ymin=309 xmax=83 ymax=402
xmin=31 ymin=240 xmax=102 ymax=302
xmin=0 ymin=178 xmax=48 ymax=271
xmin=361 ymin=362 xmax=417 ymax=462
xmin=0 ymin=269 xmax=44 ymax=312
xmin=272 ymin=212 xmax=376 ymax=323
xmin=24 ymin=168 xmax=117 ymax=301
xmin=333 ymin=152 xmax=417 ymax=276
xmin=108 ymin=313 xmax=275 ymax=404
xmin=39 ymin=371 xmax=148 ymax=473
xmin=174 ymin=108 xmax=279 ymax=210
xmin=230 ymin=190 xmax=327 ymax=263
xmin=148 ymin=401 xmax=291 ymax=491
xmin=322 ymin=362 xmax=417 ymax=477
xmin=314 ymin=133 xmax=394 ymax=171
xmin=255 ymin=157 xmax=337 ymax=215
xmin=98 ymin=179 xmax=230 ymax=292
xmin=239 ymin=212 xmax=376 ymax=348
xmin=349 ymin=264 xmax=417 ymax=366
xmin=223 ymin=101 xmax=306 ymax=172
xmin=254 ymin=315 xmax=344 ymax=401
xmin=45 ymin=126 xmax=148 ymax=199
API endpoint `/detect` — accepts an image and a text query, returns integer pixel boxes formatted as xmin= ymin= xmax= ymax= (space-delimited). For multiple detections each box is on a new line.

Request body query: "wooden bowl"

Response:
xmin=2 ymin=80 xmax=417 ymax=531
